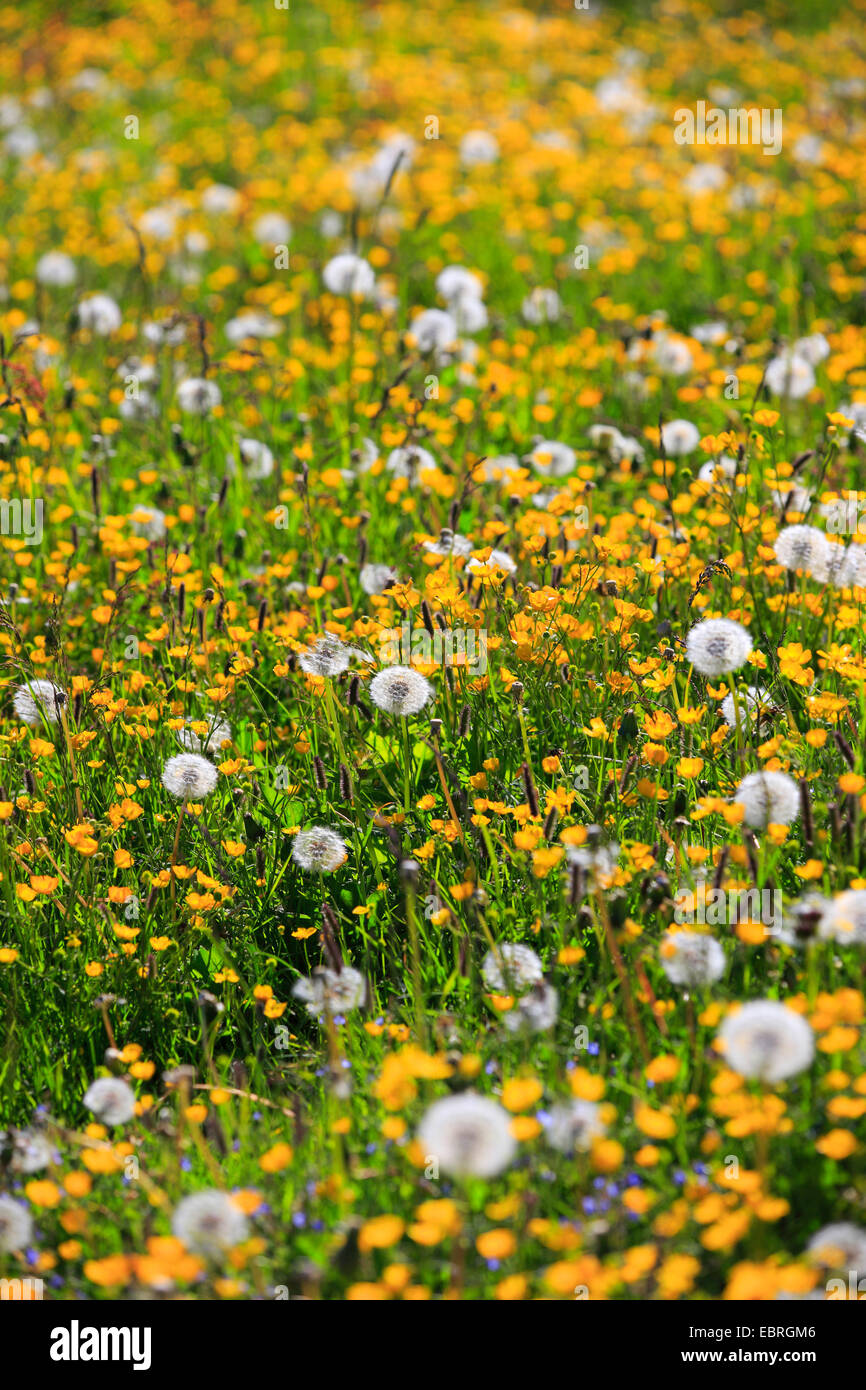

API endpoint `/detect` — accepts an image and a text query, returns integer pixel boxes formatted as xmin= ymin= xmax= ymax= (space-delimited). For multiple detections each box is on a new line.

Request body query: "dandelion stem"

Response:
xmin=59 ymin=706 xmax=84 ymax=822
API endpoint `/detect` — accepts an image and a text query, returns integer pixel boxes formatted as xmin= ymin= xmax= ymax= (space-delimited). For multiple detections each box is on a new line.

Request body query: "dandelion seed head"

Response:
xmin=521 ymin=287 xmax=561 ymax=324
xmin=176 ymin=377 xmax=221 ymax=415
xmin=659 ymin=931 xmax=726 ymax=987
xmin=466 ymin=547 xmax=516 ymax=577
xmin=291 ymin=826 xmax=347 ymax=873
xmin=322 ymin=252 xmax=375 ymax=297
xmin=369 ymin=665 xmax=433 ymax=716
xmin=720 ymin=685 xmax=771 ymax=730
xmin=83 ymin=1076 xmax=136 ymax=1126
xmin=8 ymin=1127 xmax=55 ymax=1174
xmin=659 ymin=419 xmax=700 ymax=456
xmin=481 ymin=942 xmax=543 ymax=993
xmin=733 ymin=770 xmax=800 ymax=829
xmin=176 ymin=715 xmax=232 ymax=755
xmin=224 ymin=309 xmax=279 ymax=342
xmin=774 ymin=524 xmax=831 ymax=576
xmin=416 ymin=1092 xmax=515 ymax=1178
xmin=359 ymin=562 xmax=398 ymax=595
xmin=0 ymin=1195 xmax=32 ymax=1254
xmin=252 ymin=211 xmax=291 ymax=245
xmin=13 ymin=679 xmax=65 ymax=725
xmin=293 ymin=965 xmax=365 ymax=1017
xmin=298 ymin=637 xmax=351 ymax=678
xmin=130 ymin=505 xmax=167 ymax=541
xmin=77 ymin=292 xmax=122 ymax=335
xmin=386 ymin=444 xmax=436 ymax=482
xmin=818 ymin=890 xmax=866 ymax=946
xmin=503 ymin=981 xmax=559 ymax=1034
xmin=547 ymin=1099 xmax=606 ymax=1153
xmin=764 ymin=352 xmax=815 ymax=400
xmin=459 ymin=130 xmax=499 ymax=166
xmin=525 ymin=438 xmax=576 ymax=477
xmin=685 ymin=618 xmax=753 ymax=677
xmin=172 ymin=1189 xmax=249 ymax=1255
xmin=229 ymin=437 xmax=274 ymax=480
xmin=36 ymin=250 xmax=76 ymax=287
xmin=717 ymin=1000 xmax=814 ymax=1082
xmin=807 ymin=1223 xmax=866 ymax=1270
xmin=161 ymin=753 xmax=219 ymax=800
xmin=436 ymin=265 xmax=484 ymax=304
xmin=408 ymin=308 xmax=458 ymax=354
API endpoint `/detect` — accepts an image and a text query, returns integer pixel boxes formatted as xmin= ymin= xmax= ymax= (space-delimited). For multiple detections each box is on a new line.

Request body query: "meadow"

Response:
xmin=1 ymin=0 xmax=866 ymax=1302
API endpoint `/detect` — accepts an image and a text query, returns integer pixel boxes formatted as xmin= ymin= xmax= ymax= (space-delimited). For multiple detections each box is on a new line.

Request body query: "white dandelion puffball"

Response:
xmin=794 ymin=333 xmax=830 ymax=367
xmin=547 ymin=1099 xmax=606 ymax=1153
xmin=13 ymin=678 xmax=65 ymax=725
xmin=323 ymin=253 xmax=375 ymax=298
xmin=659 ymin=932 xmax=726 ymax=988
xmin=503 ymin=981 xmax=559 ymax=1034
xmin=452 ymin=295 xmax=488 ymax=335
xmin=130 ymin=505 xmax=167 ymax=541
xmin=809 ymin=539 xmax=852 ymax=587
xmin=252 ymin=211 xmax=291 ymax=245
xmin=298 ymin=637 xmax=351 ymax=678
xmin=350 ymin=437 xmax=380 ymax=473
xmin=423 ymin=529 xmax=473 ymax=559
xmin=143 ymin=318 xmax=185 ymax=346
xmin=225 ymin=309 xmax=279 ymax=342
xmin=466 ymin=547 xmax=517 ymax=577
xmin=685 ymin=618 xmax=753 ymax=677
xmin=564 ymin=840 xmax=620 ymax=887
xmin=291 ymin=826 xmax=347 ymax=873
xmin=0 ymin=1195 xmax=32 ymax=1254
xmin=717 ymin=1000 xmax=814 ymax=1082
xmin=409 ymin=308 xmax=458 ymax=354
xmin=370 ymin=665 xmax=433 ymax=716
xmin=359 ymin=562 xmax=398 ymax=595
xmin=176 ymin=377 xmax=221 ymax=415
xmin=818 ymin=890 xmax=866 ymax=946
xmin=660 ymin=419 xmax=700 ymax=456
xmin=774 ymin=525 xmax=831 ymax=577
xmin=721 ymin=685 xmax=770 ymax=730
xmin=229 ymin=437 xmax=274 ymax=481
xmin=764 ymin=353 xmax=815 ymax=400
xmin=588 ymin=423 xmax=625 ymax=452
xmin=176 ymin=715 xmax=232 ymax=755
xmin=682 ymin=162 xmax=727 ymax=196
xmin=417 ymin=1093 xmax=515 ymax=1179
xmin=386 ymin=444 xmax=436 ymax=481
xmin=172 ymin=1189 xmax=249 ymax=1256
xmin=161 ymin=753 xmax=219 ymax=801
xmin=474 ymin=454 xmax=521 ymax=483
xmin=36 ymin=250 xmax=77 ymax=287
xmin=733 ymin=771 xmax=800 ymax=829
xmin=4 ymin=126 xmax=38 ymax=158
xmin=807 ymin=1224 xmax=866 ymax=1271
xmin=9 ymin=1128 xmax=55 ymax=1174
xmin=521 ymin=287 xmax=562 ymax=325
xmin=481 ymin=942 xmax=543 ymax=994
xmin=698 ymin=455 xmax=739 ymax=488
xmin=526 ymin=439 xmax=576 ymax=477
xmin=653 ymin=336 xmax=693 ymax=376
xmin=83 ymin=1076 xmax=136 ymax=1126
xmin=293 ymin=965 xmax=366 ymax=1018
xmin=770 ymin=482 xmax=812 ymax=516
xmin=436 ymin=265 xmax=484 ymax=305
xmin=460 ymin=130 xmax=499 ymax=166
xmin=77 ymin=292 xmax=122 ymax=335
xmin=842 ymin=543 xmax=866 ymax=589
xmin=200 ymin=182 xmax=242 ymax=215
